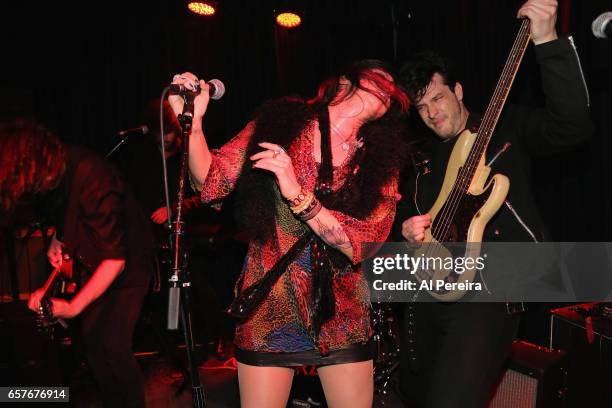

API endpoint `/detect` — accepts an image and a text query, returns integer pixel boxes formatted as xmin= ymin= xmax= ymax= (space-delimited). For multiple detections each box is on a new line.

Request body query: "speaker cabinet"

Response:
xmin=1 ymin=228 xmax=51 ymax=302
xmin=489 ymin=340 xmax=567 ymax=408
xmin=550 ymin=303 xmax=612 ymax=407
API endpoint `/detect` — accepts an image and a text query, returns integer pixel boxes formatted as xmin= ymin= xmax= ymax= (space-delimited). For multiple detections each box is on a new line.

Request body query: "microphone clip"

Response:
xmin=178 ymin=93 xmax=196 ymax=130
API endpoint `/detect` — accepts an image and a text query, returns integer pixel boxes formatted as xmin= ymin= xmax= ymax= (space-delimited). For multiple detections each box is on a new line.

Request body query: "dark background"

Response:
xmin=1 ymin=0 xmax=611 ymax=240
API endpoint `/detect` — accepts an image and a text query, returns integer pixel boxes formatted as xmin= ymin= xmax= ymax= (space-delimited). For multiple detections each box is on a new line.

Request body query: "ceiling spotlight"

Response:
xmin=187 ymin=1 xmax=217 ymax=16
xmin=276 ymin=11 xmax=301 ymax=28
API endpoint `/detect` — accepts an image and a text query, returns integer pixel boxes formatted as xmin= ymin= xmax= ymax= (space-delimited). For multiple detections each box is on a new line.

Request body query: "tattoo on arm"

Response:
xmin=314 ymin=219 xmax=352 ymax=250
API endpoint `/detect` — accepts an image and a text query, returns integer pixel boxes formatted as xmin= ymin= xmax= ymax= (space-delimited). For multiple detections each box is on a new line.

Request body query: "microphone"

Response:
xmin=117 ymin=125 xmax=149 ymax=137
xmin=168 ymin=78 xmax=226 ymax=100
xmin=592 ymin=12 xmax=612 ymax=39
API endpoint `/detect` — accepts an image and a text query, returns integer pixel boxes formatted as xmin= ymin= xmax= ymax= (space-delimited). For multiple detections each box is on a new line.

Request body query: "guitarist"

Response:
xmin=393 ymin=0 xmax=592 ymax=406
xmin=0 ymin=119 xmax=154 ymax=408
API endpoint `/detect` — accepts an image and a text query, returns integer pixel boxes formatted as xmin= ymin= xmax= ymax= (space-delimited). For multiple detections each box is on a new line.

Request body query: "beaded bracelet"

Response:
xmin=287 ymin=189 xmax=308 ymax=207
xmin=291 ymin=191 xmax=315 ymax=214
xmin=295 ymin=194 xmax=318 ymax=215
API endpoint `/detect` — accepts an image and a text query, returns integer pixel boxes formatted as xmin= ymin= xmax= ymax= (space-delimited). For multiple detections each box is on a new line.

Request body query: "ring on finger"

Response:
xmin=274 ymin=147 xmax=287 ymax=158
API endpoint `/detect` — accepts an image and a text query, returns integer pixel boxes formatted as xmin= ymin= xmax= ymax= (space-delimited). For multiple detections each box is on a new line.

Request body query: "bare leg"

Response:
xmin=237 ymin=362 xmax=295 ymax=408
xmin=317 ymin=360 xmax=374 ymax=408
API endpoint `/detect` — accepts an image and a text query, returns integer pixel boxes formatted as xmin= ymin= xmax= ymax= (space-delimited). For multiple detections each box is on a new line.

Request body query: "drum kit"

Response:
xmin=372 ymin=302 xmax=402 ymax=403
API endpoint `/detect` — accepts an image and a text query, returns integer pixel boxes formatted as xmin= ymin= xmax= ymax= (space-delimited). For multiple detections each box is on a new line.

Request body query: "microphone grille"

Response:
xmin=208 ymin=79 xmax=226 ymax=100
xmin=141 ymin=125 xmax=150 ymax=135
xmin=592 ymin=12 xmax=612 ymax=39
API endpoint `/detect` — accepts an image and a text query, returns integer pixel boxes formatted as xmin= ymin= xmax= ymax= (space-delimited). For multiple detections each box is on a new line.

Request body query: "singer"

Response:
xmin=169 ymin=60 xmax=411 ymax=407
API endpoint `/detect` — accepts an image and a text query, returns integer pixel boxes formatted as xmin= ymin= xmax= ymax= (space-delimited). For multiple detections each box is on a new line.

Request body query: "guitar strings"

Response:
xmin=429 ymin=20 xmax=530 ymax=264
xmin=436 ymin=19 xmax=531 ymax=242
xmin=431 ymin=19 xmax=530 ymax=243
xmin=415 ymin=19 xmax=530 ymax=283
xmin=426 ymin=19 xmax=530 ymax=276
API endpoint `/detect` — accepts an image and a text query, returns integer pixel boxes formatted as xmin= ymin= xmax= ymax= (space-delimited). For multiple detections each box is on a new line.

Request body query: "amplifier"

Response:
xmin=1 ymin=228 xmax=52 ymax=302
xmin=489 ymin=340 xmax=567 ymax=408
xmin=550 ymin=303 xmax=612 ymax=407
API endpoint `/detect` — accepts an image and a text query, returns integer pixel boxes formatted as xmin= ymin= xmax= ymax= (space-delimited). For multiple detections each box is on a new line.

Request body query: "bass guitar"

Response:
xmin=414 ymin=19 xmax=532 ymax=301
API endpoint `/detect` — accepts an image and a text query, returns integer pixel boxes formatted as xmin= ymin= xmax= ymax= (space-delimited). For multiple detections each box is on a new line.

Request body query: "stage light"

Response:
xmin=187 ymin=1 xmax=216 ymax=16
xmin=276 ymin=12 xmax=301 ymax=28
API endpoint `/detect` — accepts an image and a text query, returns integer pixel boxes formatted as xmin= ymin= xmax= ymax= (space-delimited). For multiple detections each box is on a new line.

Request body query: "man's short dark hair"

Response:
xmin=399 ymin=50 xmax=457 ymax=104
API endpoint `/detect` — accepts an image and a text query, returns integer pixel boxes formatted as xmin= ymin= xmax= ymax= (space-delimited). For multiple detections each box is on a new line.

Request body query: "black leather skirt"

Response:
xmin=235 ymin=340 xmax=374 ymax=367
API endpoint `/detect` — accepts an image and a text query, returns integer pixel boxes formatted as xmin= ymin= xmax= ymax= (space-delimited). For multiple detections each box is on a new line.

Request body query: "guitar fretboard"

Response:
xmin=458 ymin=18 xmax=531 ymax=193
xmin=432 ymin=19 xmax=531 ymax=242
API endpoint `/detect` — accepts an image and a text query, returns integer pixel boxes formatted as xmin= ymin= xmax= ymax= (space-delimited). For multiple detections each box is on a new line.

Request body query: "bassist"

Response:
xmin=393 ymin=0 xmax=592 ymax=406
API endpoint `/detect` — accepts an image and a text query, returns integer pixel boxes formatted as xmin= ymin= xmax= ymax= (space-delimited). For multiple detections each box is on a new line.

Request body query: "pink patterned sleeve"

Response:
xmin=197 ymin=122 xmax=255 ymax=209
xmin=328 ymin=174 xmax=400 ymax=264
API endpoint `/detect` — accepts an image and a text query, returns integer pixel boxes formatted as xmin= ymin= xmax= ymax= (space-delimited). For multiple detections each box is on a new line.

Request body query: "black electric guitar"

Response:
xmin=36 ymin=251 xmax=76 ymax=339
xmin=414 ymin=19 xmax=532 ymax=301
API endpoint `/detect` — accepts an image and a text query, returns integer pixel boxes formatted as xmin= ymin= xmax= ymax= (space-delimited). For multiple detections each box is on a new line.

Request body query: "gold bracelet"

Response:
xmin=287 ymin=188 xmax=307 ymax=207
xmin=291 ymin=191 xmax=314 ymax=214
xmin=291 ymin=193 xmax=314 ymax=214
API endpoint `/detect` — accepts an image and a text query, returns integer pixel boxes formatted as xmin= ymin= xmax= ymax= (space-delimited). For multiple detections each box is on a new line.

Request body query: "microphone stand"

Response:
xmin=167 ymin=92 xmax=206 ymax=408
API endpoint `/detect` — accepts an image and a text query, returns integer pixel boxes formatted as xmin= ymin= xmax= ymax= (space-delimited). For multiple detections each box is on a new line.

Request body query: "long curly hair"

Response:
xmin=0 ymin=118 xmax=65 ymax=212
xmin=235 ymin=60 xmax=412 ymax=241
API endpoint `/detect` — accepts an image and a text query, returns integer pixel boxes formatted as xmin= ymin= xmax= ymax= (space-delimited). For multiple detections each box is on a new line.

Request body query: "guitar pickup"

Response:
xmin=60 ymin=280 xmax=77 ymax=294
